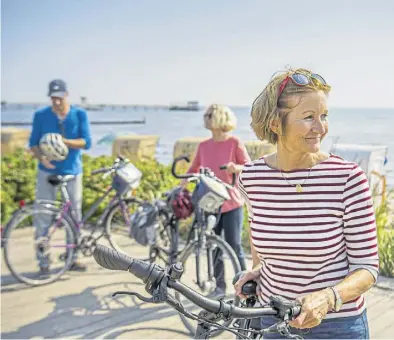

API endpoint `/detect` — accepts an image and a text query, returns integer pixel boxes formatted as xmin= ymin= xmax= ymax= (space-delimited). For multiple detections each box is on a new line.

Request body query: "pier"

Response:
xmin=1 ymin=101 xmax=170 ymax=112
xmin=1 ymin=118 xmax=146 ymax=127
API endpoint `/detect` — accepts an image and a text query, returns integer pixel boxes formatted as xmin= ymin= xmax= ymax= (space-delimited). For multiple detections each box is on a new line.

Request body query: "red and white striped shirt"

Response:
xmin=239 ymin=154 xmax=379 ymax=319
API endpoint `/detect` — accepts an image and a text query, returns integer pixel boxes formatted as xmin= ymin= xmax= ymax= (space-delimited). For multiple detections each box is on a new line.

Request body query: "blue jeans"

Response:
xmin=261 ymin=310 xmax=370 ymax=339
xmin=213 ymin=206 xmax=246 ymax=290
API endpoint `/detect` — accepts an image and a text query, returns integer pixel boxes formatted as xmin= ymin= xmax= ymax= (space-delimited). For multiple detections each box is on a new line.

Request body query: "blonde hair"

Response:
xmin=205 ymin=104 xmax=237 ymax=132
xmin=251 ymin=68 xmax=331 ymax=144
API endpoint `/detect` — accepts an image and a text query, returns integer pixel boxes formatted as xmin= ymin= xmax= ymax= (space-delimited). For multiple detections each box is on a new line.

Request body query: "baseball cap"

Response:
xmin=48 ymin=79 xmax=68 ymax=97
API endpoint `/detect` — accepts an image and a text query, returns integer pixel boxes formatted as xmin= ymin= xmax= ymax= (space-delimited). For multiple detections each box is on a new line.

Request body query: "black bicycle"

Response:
xmin=2 ymin=155 xmax=144 ymax=286
xmin=92 ymin=245 xmax=303 ymax=339
xmin=127 ymin=155 xmax=242 ymax=334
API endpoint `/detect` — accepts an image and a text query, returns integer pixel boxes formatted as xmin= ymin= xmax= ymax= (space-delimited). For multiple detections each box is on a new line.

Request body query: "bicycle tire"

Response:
xmin=3 ymin=204 xmax=78 ymax=286
xmin=148 ymin=215 xmax=175 ymax=268
xmin=104 ymin=198 xmax=148 ymax=258
xmin=174 ymin=233 xmax=242 ymax=336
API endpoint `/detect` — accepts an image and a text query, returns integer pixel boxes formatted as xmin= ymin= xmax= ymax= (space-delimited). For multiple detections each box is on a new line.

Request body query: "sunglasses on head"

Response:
xmin=204 ymin=113 xmax=212 ymax=119
xmin=278 ymin=72 xmax=327 ymax=98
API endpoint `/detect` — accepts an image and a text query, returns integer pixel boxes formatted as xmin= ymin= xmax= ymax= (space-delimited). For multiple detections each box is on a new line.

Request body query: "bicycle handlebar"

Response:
xmin=93 ymin=245 xmax=301 ymax=320
xmin=91 ymin=154 xmax=129 ymax=176
xmin=93 ymin=244 xmax=154 ymax=282
xmin=91 ymin=167 xmax=111 ymax=175
xmin=116 ymin=154 xmax=128 ymax=162
xmin=171 ymin=156 xmax=191 ymax=179
xmin=219 ymin=164 xmax=237 ymax=186
xmin=171 ymin=156 xmax=237 ymax=187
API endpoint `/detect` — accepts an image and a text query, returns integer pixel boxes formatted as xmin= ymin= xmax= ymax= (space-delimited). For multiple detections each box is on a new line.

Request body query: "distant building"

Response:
xmin=169 ymin=101 xmax=200 ymax=111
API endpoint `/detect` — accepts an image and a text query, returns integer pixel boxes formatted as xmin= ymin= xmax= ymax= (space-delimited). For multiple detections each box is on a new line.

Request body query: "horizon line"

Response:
xmin=1 ymin=101 xmax=394 ymax=111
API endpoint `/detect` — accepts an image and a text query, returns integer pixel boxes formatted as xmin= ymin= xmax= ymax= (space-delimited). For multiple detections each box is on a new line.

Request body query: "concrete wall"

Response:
xmin=1 ymin=128 xmax=30 ymax=154
xmin=172 ymin=136 xmax=276 ymax=162
xmin=1 ymin=130 xmax=275 ymax=163
xmin=112 ymin=134 xmax=160 ymax=163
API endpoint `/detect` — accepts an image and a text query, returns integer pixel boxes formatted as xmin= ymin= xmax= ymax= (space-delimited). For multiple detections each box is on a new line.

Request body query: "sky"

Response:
xmin=1 ymin=0 xmax=394 ymax=108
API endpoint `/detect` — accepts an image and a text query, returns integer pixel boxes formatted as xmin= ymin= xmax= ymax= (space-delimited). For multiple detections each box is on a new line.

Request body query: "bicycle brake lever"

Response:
xmin=262 ymin=321 xmax=282 ymax=334
xmin=112 ymin=291 xmax=155 ymax=303
xmin=276 ymin=321 xmax=304 ymax=340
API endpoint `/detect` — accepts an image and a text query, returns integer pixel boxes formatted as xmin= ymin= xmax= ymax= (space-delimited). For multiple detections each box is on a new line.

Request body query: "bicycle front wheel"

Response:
xmin=104 ymin=198 xmax=149 ymax=259
xmin=174 ymin=233 xmax=242 ymax=336
xmin=2 ymin=204 xmax=77 ymax=286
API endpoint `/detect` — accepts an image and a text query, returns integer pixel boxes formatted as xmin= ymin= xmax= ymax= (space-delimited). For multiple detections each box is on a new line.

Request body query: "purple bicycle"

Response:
xmin=2 ymin=155 xmax=144 ymax=286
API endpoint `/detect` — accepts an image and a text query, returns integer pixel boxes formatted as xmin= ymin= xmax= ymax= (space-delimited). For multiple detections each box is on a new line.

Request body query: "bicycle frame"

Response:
xmin=151 ymin=206 xmax=220 ymax=290
xmin=58 ymin=183 xmax=118 ymax=231
xmin=36 ymin=182 xmax=131 ymax=245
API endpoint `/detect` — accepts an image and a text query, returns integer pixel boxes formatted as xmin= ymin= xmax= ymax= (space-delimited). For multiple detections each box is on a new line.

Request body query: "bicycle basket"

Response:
xmin=112 ymin=163 xmax=142 ymax=196
xmin=191 ymin=175 xmax=230 ymax=213
xmin=130 ymin=202 xmax=158 ymax=246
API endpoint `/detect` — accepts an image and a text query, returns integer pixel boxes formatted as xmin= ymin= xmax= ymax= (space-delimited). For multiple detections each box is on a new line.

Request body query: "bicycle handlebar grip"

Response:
xmin=93 ymin=245 xmax=133 ymax=271
xmin=117 ymin=154 xmax=126 ymax=161
xmin=171 ymin=155 xmax=191 ymax=179
xmin=219 ymin=165 xmax=236 ymax=186
xmin=231 ymin=173 xmax=236 ymax=186
xmin=129 ymin=259 xmax=156 ymax=283
xmin=91 ymin=167 xmax=109 ymax=175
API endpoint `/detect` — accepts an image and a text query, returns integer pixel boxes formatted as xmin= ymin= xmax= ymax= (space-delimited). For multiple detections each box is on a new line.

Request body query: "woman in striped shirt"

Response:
xmin=234 ymin=68 xmax=378 ymax=339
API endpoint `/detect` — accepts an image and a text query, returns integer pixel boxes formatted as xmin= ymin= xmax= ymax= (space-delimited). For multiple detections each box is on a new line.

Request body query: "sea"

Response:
xmin=1 ymin=106 xmax=394 ymax=187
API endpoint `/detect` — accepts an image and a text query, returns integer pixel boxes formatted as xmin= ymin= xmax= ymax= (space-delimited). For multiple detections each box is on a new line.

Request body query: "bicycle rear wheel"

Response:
xmin=174 ymin=233 xmax=242 ymax=336
xmin=2 ymin=204 xmax=77 ymax=286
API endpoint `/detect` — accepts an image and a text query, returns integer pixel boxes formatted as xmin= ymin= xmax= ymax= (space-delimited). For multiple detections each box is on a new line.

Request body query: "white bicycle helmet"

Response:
xmin=39 ymin=133 xmax=69 ymax=161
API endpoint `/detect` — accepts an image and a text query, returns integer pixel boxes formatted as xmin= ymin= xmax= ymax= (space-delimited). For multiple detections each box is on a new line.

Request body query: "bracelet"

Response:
xmin=329 ymin=286 xmax=342 ymax=312
xmin=324 ymin=288 xmax=336 ymax=311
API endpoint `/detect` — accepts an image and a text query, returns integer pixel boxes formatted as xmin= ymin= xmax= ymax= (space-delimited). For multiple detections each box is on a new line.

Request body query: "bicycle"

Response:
xmin=137 ymin=155 xmax=242 ymax=335
xmin=2 ymin=154 xmax=144 ymax=286
xmin=92 ymin=244 xmax=303 ymax=339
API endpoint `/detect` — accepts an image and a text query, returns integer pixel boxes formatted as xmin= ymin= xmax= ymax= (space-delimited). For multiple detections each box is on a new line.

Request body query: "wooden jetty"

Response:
xmin=1 ymin=118 xmax=146 ymax=127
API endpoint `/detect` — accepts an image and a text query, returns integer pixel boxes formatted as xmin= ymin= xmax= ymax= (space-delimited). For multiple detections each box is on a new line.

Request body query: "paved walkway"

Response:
xmin=1 ymin=242 xmax=394 ymax=339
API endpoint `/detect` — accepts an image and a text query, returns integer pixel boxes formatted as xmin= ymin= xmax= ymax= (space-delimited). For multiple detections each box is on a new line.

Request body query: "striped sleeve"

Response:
xmin=343 ymin=164 xmax=379 ymax=281
xmin=239 ymin=170 xmax=254 ymax=223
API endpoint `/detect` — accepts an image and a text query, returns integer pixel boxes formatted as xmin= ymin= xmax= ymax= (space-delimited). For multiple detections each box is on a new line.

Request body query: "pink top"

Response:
xmin=188 ymin=136 xmax=251 ymax=213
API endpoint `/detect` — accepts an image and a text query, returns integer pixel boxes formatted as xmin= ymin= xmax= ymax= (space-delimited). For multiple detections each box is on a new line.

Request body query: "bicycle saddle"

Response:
xmin=47 ymin=174 xmax=76 ymax=186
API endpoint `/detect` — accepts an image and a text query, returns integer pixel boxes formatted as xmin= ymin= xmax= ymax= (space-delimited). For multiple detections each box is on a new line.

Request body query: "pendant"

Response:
xmin=296 ymin=184 xmax=303 ymax=193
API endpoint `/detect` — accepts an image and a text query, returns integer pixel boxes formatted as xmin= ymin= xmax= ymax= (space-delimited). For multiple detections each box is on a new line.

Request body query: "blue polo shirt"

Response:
xmin=29 ymin=106 xmax=92 ymax=175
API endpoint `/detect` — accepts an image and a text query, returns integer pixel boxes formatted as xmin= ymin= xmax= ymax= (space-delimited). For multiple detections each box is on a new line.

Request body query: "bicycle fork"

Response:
xmin=195 ymin=231 xmax=216 ymax=293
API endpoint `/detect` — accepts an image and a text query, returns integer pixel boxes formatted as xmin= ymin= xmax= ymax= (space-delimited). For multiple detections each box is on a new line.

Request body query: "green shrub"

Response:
xmin=0 ymin=149 xmax=182 ymax=224
xmin=375 ymin=190 xmax=394 ymax=277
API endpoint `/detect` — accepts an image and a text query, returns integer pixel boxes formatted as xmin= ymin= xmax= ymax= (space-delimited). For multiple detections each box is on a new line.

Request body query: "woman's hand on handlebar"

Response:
xmin=234 ymin=268 xmax=261 ymax=300
xmin=289 ymin=289 xmax=334 ymax=329
xmin=221 ymin=162 xmax=243 ymax=174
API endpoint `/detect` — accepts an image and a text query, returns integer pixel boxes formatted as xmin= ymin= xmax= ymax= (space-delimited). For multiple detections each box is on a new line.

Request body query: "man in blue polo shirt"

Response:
xmin=29 ymin=79 xmax=92 ymax=273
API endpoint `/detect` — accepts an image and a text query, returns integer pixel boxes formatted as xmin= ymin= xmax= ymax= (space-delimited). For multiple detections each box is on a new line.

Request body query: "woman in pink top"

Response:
xmin=186 ymin=104 xmax=251 ymax=298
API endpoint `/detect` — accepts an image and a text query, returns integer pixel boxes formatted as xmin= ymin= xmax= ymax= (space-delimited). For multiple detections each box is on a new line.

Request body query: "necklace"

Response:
xmin=276 ymin=155 xmax=315 ymax=193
